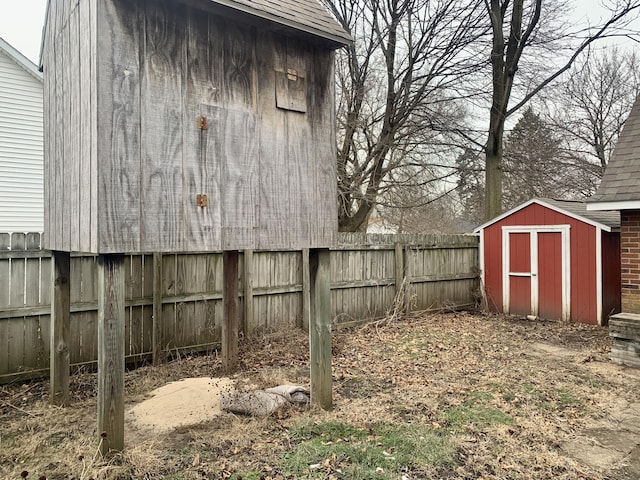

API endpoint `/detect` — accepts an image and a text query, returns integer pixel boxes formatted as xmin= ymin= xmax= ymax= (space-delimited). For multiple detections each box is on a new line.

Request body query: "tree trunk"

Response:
xmin=338 ymin=203 xmax=373 ymax=232
xmin=485 ymin=123 xmax=504 ymax=220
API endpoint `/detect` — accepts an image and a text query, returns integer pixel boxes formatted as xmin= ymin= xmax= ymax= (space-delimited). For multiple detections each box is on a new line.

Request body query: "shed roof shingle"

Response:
xmin=589 ymin=96 xmax=640 ymax=204
xmin=206 ymin=0 xmax=352 ymax=46
xmin=540 ymin=198 xmax=620 ymax=229
xmin=474 ymin=198 xmax=620 ymax=232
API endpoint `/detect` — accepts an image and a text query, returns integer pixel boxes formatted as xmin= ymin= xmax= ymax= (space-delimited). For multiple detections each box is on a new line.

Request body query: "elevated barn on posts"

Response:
xmin=41 ymin=0 xmax=351 ymax=453
xmin=474 ymin=198 xmax=620 ymax=325
xmin=42 ymin=0 xmax=350 ymax=253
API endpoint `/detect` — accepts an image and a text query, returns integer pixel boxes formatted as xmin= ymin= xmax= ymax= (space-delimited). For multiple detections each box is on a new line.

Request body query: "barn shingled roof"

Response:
xmin=588 ymin=96 xmax=640 ymax=206
xmin=207 ymin=0 xmax=353 ymax=46
xmin=40 ymin=0 xmax=352 ymax=69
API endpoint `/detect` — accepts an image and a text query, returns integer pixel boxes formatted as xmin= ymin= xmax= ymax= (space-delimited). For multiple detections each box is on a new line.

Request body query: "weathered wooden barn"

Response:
xmin=41 ymin=0 xmax=351 ymax=453
xmin=0 ymin=37 xmax=43 ymax=233
xmin=42 ymin=0 xmax=351 ymax=254
xmin=475 ymin=198 xmax=620 ymax=325
xmin=588 ymin=96 xmax=640 ymax=366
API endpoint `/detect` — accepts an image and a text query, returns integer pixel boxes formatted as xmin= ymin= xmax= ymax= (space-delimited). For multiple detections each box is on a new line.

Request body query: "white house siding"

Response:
xmin=0 ymin=45 xmax=44 ymax=233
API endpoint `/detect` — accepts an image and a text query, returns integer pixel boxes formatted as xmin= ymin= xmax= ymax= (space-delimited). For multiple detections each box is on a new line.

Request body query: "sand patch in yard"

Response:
xmin=127 ymin=377 xmax=234 ymax=434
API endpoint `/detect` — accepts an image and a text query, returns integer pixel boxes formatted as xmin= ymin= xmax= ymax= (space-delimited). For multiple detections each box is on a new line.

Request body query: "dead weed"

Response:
xmin=1 ymin=311 xmax=638 ymax=479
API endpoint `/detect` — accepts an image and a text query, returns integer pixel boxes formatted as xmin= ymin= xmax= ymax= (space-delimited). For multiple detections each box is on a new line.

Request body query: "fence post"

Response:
xmin=222 ymin=250 xmax=239 ymax=372
xmin=50 ymin=250 xmax=70 ymax=406
xmin=152 ymin=252 xmax=163 ymax=365
xmin=309 ymin=248 xmax=332 ymax=410
xmin=97 ymin=254 xmax=125 ymax=455
xmin=243 ymin=249 xmax=254 ymax=336
xmin=301 ymin=248 xmax=310 ymax=331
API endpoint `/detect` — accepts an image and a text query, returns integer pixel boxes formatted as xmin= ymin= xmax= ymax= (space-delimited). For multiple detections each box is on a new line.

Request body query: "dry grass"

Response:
xmin=1 ymin=311 xmax=639 ymax=479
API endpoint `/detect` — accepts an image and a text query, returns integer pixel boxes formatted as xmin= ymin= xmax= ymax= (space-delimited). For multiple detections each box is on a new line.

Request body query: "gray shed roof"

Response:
xmin=541 ymin=198 xmax=620 ymax=229
xmin=206 ymin=0 xmax=352 ymax=46
xmin=588 ymin=96 xmax=640 ymax=209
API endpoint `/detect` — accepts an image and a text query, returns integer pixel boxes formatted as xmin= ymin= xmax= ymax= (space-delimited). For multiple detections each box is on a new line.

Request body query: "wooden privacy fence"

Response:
xmin=0 ymin=232 xmax=478 ymax=383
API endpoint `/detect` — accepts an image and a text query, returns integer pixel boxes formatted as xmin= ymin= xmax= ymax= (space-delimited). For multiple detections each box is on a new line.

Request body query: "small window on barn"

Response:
xmin=275 ymin=67 xmax=307 ymax=113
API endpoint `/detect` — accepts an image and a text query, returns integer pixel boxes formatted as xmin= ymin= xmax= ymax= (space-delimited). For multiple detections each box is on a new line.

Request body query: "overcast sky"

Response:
xmin=0 ymin=0 xmax=637 ymax=65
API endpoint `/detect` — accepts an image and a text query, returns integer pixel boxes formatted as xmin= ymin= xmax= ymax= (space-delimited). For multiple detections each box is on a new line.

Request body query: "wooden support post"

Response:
xmin=301 ymin=248 xmax=311 ymax=331
xmin=152 ymin=252 xmax=163 ymax=366
xmin=50 ymin=250 xmax=71 ymax=406
xmin=222 ymin=250 xmax=239 ymax=372
xmin=243 ymin=249 xmax=254 ymax=336
xmin=97 ymin=254 xmax=125 ymax=455
xmin=309 ymin=248 xmax=332 ymax=410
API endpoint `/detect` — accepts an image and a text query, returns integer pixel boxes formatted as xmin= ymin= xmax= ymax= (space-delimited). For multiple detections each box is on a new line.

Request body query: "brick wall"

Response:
xmin=621 ymin=210 xmax=640 ymax=313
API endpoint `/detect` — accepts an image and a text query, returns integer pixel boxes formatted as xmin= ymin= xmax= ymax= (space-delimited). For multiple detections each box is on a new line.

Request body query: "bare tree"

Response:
xmin=502 ymin=107 xmax=600 ymax=208
xmin=323 ymin=0 xmax=487 ymax=232
xmin=483 ymin=0 xmax=640 ymax=220
xmin=546 ymin=47 xmax=640 ymax=173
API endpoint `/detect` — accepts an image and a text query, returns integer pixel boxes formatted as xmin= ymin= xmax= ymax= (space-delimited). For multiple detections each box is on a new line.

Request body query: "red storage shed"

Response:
xmin=474 ymin=198 xmax=621 ymax=325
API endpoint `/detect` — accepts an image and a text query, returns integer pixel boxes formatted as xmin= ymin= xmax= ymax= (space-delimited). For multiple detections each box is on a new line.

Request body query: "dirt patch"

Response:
xmin=127 ymin=377 xmax=234 ymax=434
xmin=2 ymin=311 xmax=640 ymax=479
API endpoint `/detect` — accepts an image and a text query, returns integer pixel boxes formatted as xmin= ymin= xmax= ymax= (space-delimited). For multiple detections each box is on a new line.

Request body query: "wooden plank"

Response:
xmin=152 ymin=252 xmax=163 ymax=364
xmin=67 ymin=255 xmax=84 ymax=364
xmin=23 ymin=248 xmax=43 ymax=371
xmin=129 ymin=255 xmax=144 ymax=356
xmin=97 ymin=0 xmax=141 ymax=252
xmin=183 ymin=10 xmax=223 ymax=251
xmin=79 ymin=0 xmax=92 ymax=251
xmin=77 ymin=256 xmax=98 ymax=362
xmin=184 ymin=104 xmax=224 ymax=250
xmin=243 ymin=250 xmax=254 ymax=335
xmin=9 ymin=234 xmax=26 ymax=310
xmin=42 ymin=3 xmax=52 ymax=247
xmin=395 ymin=243 xmax=406 ymax=314
xmin=141 ymin=254 xmax=154 ymax=354
xmin=192 ymin=254 xmax=213 ymax=348
xmin=223 ymin=22 xmax=256 ymax=109
xmin=89 ymin=0 xmax=98 ymax=252
xmin=0 ymin=318 xmax=8 ymax=376
xmin=97 ymin=254 xmax=125 ymax=454
xmin=176 ymin=254 xmax=196 ymax=348
xmin=256 ymin=32 xmax=290 ymax=249
xmin=161 ymin=254 xmax=177 ymax=352
xmin=220 ymin=108 xmax=258 ymax=250
xmin=222 ymin=250 xmax=239 ymax=372
xmin=61 ymin=11 xmax=72 ymax=251
xmin=309 ymin=49 xmax=338 ymax=247
xmin=0 ymin=235 xmax=15 ymax=375
xmin=281 ymin=39 xmax=312 ymax=249
xmin=309 ymin=248 xmax=332 ymax=410
xmin=69 ymin=6 xmax=81 ymax=252
xmin=50 ymin=251 xmax=70 ymax=406
xmin=139 ymin=0 xmax=184 ymax=252
xmin=301 ymin=248 xmax=310 ymax=331
xmin=8 ymin=234 xmax=27 ymax=371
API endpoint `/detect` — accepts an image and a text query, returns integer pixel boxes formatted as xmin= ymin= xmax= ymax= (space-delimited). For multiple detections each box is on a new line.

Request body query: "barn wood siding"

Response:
xmin=43 ymin=0 xmax=338 ymax=253
xmin=0 ymin=232 xmax=478 ymax=382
